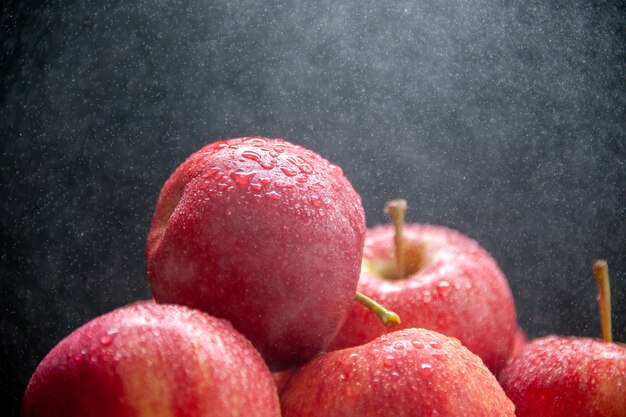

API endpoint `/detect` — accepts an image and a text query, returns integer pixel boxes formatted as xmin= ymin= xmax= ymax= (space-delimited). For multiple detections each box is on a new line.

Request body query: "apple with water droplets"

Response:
xmin=146 ymin=137 xmax=376 ymax=370
xmin=329 ymin=199 xmax=521 ymax=374
xmin=21 ymin=301 xmax=280 ymax=417
xmin=498 ymin=260 xmax=626 ymax=417
xmin=280 ymin=328 xmax=515 ymax=416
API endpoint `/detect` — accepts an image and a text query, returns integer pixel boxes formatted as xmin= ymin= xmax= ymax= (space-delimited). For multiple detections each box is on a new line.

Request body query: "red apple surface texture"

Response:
xmin=146 ymin=137 xmax=366 ymax=370
xmin=498 ymin=335 xmax=626 ymax=417
xmin=21 ymin=301 xmax=280 ymax=417
xmin=329 ymin=222 xmax=519 ymax=374
xmin=280 ymin=328 xmax=515 ymax=417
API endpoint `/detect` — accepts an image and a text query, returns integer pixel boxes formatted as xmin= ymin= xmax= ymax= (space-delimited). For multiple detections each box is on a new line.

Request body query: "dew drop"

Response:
xmin=217 ymin=182 xmax=229 ymax=190
xmin=383 ymin=355 xmax=396 ymax=367
xmin=100 ymin=334 xmax=113 ymax=346
xmin=412 ymin=340 xmax=425 ymax=349
xmin=349 ymin=353 xmax=359 ymax=362
xmin=242 ymin=150 xmax=261 ymax=162
xmin=437 ymin=280 xmax=452 ymax=297
xmin=429 ymin=341 xmax=442 ymax=349
xmin=230 ymin=170 xmax=255 ymax=187
xmin=393 ymin=342 xmax=405 ymax=351
xmin=422 ymin=290 xmax=433 ymax=303
xmin=310 ymin=195 xmax=323 ymax=207
xmin=265 ymin=191 xmax=281 ymax=200
xmin=308 ymin=182 xmax=324 ymax=191
xmin=242 ymin=151 xmax=275 ymax=169
xmin=74 ymin=349 xmax=88 ymax=361
xmin=280 ymin=166 xmax=298 ymax=177
xmin=250 ymin=182 xmax=262 ymax=191
xmin=298 ymin=163 xmax=313 ymax=174
xmin=275 ymin=180 xmax=294 ymax=189
xmin=243 ymin=138 xmax=267 ymax=146
xmin=202 ymin=167 xmax=221 ymax=179
xmin=420 ymin=363 xmax=433 ymax=374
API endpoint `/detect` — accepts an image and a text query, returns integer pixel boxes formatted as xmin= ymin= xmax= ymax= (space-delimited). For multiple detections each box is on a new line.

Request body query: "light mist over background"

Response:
xmin=2 ymin=0 xmax=624 ymax=414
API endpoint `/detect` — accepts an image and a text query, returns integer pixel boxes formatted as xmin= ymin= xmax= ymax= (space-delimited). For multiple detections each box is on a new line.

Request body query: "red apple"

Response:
xmin=280 ymin=328 xmax=516 ymax=416
xmin=21 ymin=301 xmax=280 ymax=417
xmin=146 ymin=137 xmax=367 ymax=370
xmin=498 ymin=336 xmax=626 ymax=417
xmin=328 ymin=200 xmax=520 ymax=374
xmin=498 ymin=260 xmax=626 ymax=417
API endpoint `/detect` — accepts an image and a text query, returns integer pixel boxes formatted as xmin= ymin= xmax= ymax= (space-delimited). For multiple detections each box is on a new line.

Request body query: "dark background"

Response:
xmin=2 ymin=0 xmax=624 ymax=414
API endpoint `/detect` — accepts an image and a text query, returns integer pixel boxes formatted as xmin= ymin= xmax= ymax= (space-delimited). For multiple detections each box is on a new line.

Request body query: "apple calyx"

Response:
xmin=592 ymin=259 xmax=612 ymax=343
xmin=354 ymin=292 xmax=401 ymax=327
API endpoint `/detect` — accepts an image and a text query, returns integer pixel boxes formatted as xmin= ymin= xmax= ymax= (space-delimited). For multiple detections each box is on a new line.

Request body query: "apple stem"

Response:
xmin=384 ymin=199 xmax=407 ymax=280
xmin=355 ymin=292 xmax=401 ymax=327
xmin=592 ymin=259 xmax=612 ymax=343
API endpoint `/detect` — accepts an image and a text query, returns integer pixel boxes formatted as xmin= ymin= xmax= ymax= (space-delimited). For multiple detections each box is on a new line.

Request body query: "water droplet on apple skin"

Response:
xmin=230 ymin=170 xmax=256 ymax=187
xmin=265 ymin=191 xmax=281 ymax=200
xmin=383 ymin=355 xmax=396 ymax=367
xmin=243 ymin=137 xmax=267 ymax=146
xmin=429 ymin=341 xmax=442 ymax=349
xmin=436 ymin=280 xmax=452 ymax=297
xmin=280 ymin=166 xmax=298 ymax=177
xmin=412 ymin=340 xmax=425 ymax=349
xmin=73 ymin=349 xmax=88 ymax=362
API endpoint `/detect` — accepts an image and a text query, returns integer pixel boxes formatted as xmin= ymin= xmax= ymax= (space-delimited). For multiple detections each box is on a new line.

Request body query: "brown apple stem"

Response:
xmin=355 ymin=292 xmax=401 ymax=327
xmin=592 ymin=259 xmax=612 ymax=343
xmin=384 ymin=199 xmax=407 ymax=280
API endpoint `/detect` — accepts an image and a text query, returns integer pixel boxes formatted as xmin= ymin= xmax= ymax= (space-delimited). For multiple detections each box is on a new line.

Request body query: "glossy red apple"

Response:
xmin=499 ymin=336 xmax=626 ymax=417
xmin=329 ymin=200 xmax=520 ymax=374
xmin=21 ymin=301 xmax=280 ymax=417
xmin=281 ymin=328 xmax=515 ymax=416
xmin=498 ymin=260 xmax=626 ymax=417
xmin=146 ymin=137 xmax=368 ymax=370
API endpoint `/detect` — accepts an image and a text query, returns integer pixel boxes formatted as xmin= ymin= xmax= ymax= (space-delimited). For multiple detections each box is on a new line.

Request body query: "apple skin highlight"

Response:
xmin=21 ymin=301 xmax=281 ymax=417
xmin=329 ymin=223 xmax=520 ymax=374
xmin=281 ymin=328 xmax=516 ymax=417
xmin=146 ymin=137 xmax=366 ymax=370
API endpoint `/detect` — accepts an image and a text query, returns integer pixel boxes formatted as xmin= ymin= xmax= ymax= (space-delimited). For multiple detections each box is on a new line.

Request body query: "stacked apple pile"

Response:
xmin=22 ymin=137 xmax=625 ymax=417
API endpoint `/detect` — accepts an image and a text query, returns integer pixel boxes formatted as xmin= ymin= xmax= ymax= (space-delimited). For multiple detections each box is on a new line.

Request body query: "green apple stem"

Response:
xmin=384 ymin=199 xmax=407 ymax=280
xmin=355 ymin=292 xmax=401 ymax=327
xmin=592 ymin=259 xmax=612 ymax=343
